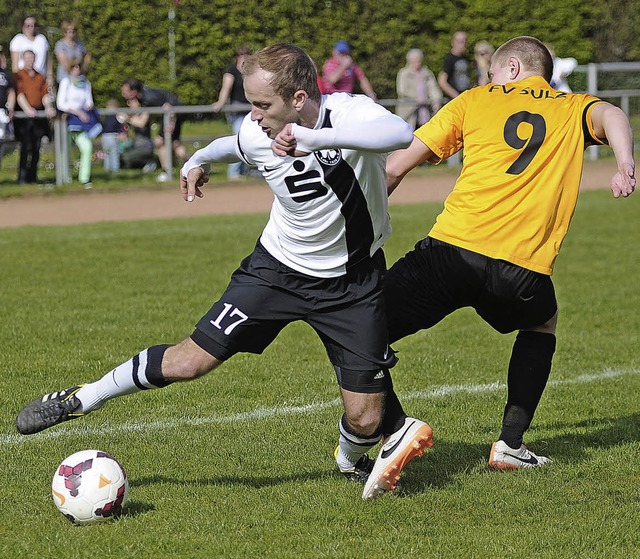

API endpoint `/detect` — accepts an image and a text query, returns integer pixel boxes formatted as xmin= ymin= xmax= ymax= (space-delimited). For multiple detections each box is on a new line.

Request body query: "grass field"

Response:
xmin=0 ymin=190 xmax=638 ymax=558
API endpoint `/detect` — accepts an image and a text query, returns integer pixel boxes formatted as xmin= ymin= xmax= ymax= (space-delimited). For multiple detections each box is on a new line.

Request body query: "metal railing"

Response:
xmin=15 ymin=101 xmax=391 ymax=186
xmin=11 ymin=104 xmax=251 ymax=186
xmin=8 ymin=69 xmax=640 ymax=184
xmin=575 ymin=62 xmax=640 ymax=160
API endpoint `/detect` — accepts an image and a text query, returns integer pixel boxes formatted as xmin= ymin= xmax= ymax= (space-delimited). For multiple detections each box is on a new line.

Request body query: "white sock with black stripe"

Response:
xmin=335 ymin=414 xmax=382 ymax=471
xmin=75 ymin=345 xmax=172 ymax=413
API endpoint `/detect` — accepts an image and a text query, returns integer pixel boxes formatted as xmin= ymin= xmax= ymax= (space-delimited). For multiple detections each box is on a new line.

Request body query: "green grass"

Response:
xmin=0 ymin=190 xmax=639 ymax=558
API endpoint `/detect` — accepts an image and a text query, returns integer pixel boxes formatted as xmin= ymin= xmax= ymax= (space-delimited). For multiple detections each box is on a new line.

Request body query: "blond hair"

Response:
xmin=65 ymin=56 xmax=83 ymax=74
xmin=243 ymin=43 xmax=321 ymax=102
xmin=493 ymin=36 xmax=553 ymax=83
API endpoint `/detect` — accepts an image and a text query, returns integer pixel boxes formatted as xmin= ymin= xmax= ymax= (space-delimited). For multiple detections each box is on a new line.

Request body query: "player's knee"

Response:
xmin=343 ymin=401 xmax=383 ymax=437
xmin=162 ymin=338 xmax=221 ymax=381
xmin=346 ymin=410 xmax=381 ymax=437
xmin=527 ymin=310 xmax=558 ymax=335
xmin=338 ymin=369 xmax=386 ymax=436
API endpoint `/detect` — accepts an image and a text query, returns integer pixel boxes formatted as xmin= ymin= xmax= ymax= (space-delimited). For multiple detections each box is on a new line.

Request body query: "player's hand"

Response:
xmin=611 ymin=163 xmax=636 ymax=198
xmin=272 ymin=124 xmax=309 ymax=158
xmin=181 ymin=166 xmax=209 ymax=202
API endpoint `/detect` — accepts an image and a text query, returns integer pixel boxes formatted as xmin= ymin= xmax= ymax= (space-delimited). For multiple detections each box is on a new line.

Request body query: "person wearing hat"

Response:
xmin=322 ymin=40 xmax=376 ymax=99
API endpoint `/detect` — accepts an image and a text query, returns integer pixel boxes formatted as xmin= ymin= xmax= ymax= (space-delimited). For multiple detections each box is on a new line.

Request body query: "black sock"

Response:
xmin=381 ymin=372 xmax=407 ymax=436
xmin=500 ymin=331 xmax=556 ymax=448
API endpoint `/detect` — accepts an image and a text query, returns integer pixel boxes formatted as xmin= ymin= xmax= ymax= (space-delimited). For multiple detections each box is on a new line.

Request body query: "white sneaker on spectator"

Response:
xmin=156 ymin=172 xmax=170 ymax=183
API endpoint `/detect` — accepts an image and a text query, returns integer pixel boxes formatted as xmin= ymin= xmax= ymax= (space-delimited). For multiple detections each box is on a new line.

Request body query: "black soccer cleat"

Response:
xmin=16 ymin=386 xmax=85 ymax=435
xmin=334 ymin=446 xmax=375 ymax=483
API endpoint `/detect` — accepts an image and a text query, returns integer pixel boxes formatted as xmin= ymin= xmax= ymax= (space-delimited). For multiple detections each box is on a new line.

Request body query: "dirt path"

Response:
xmin=0 ymin=159 xmax=617 ymax=229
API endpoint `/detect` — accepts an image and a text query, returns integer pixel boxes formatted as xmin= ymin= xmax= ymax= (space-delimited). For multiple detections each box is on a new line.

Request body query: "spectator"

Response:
xmin=10 ymin=16 xmax=54 ymax=89
xmin=211 ymin=46 xmax=251 ymax=180
xmin=56 ymin=58 xmax=102 ymax=188
xmin=101 ymin=98 xmax=124 ymax=173
xmin=13 ymin=49 xmax=56 ymax=184
xmin=0 ymin=47 xmax=6 ymax=70
xmin=117 ymin=107 xmax=157 ymax=173
xmin=0 ymin=47 xmax=16 ymax=141
xmin=121 ymin=78 xmax=189 ymax=182
xmin=54 ymin=18 xmax=91 ymax=84
xmin=474 ymin=40 xmax=495 ymax=86
xmin=437 ymin=31 xmax=471 ymax=101
xmin=438 ymin=31 xmax=471 ymax=167
xmin=322 ymin=40 xmax=376 ymax=99
xmin=396 ymin=48 xmax=442 ymax=130
xmin=546 ymin=44 xmax=577 ymax=93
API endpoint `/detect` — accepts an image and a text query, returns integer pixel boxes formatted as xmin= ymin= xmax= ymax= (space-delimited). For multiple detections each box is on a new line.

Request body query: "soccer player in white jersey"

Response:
xmin=17 ymin=43 xmax=432 ymax=499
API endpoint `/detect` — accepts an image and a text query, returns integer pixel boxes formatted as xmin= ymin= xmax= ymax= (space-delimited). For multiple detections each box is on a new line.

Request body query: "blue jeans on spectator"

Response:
xmin=227 ymin=113 xmax=247 ymax=179
xmin=102 ymin=132 xmax=120 ymax=172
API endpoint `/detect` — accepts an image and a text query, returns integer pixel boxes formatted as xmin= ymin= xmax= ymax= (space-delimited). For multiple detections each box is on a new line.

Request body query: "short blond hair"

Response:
xmin=493 ymin=36 xmax=553 ymax=83
xmin=243 ymin=43 xmax=321 ymax=103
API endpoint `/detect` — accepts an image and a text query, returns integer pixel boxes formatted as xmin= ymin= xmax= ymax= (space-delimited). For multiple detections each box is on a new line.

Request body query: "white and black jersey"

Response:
xmin=182 ymin=92 xmax=413 ymax=278
xmin=240 ymin=94 xmax=404 ymax=277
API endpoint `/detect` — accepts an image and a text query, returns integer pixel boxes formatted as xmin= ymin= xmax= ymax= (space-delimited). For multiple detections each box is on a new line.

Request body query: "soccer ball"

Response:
xmin=51 ymin=449 xmax=129 ymax=525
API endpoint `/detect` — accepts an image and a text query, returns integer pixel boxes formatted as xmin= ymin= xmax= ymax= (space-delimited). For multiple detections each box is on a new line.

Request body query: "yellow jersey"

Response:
xmin=414 ymin=76 xmax=606 ymax=275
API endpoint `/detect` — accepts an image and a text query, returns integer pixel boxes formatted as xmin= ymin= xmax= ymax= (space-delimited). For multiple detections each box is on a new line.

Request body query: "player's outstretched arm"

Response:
xmin=386 ymin=137 xmax=435 ymax=195
xmin=591 ymin=102 xmax=636 ymax=198
xmin=180 ymin=135 xmax=242 ymax=201
xmin=290 ymin=113 xmax=413 ymax=154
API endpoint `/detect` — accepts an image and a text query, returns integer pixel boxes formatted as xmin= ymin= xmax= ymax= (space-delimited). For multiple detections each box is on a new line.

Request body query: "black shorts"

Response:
xmin=384 ymin=237 xmax=558 ymax=341
xmin=191 ymin=243 xmax=397 ymax=392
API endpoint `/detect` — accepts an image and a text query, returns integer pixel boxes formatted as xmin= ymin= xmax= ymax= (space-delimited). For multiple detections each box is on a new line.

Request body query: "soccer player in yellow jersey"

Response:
xmin=382 ymin=36 xmax=635 ymax=471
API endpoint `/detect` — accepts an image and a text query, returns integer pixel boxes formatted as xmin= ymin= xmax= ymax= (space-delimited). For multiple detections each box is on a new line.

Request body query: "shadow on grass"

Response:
xmin=121 ymin=500 xmax=156 ymax=519
xmin=125 ymin=414 xmax=640 ymax=497
xmin=130 ymin=469 xmax=330 ymax=490
xmin=399 ymin=412 xmax=640 ymax=495
xmin=541 ymin=412 xmax=640 ymax=462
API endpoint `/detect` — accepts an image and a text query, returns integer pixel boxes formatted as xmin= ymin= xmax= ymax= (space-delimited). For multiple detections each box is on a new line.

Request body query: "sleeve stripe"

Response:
xmin=582 ymin=100 xmax=608 ymax=146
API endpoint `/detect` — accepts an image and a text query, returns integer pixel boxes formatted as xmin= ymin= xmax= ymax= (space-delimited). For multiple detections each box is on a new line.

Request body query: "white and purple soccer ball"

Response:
xmin=51 ymin=449 xmax=129 ymax=525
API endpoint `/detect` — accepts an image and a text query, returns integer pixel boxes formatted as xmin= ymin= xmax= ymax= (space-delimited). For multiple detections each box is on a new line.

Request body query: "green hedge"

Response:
xmin=1 ymin=0 xmax=638 ymax=106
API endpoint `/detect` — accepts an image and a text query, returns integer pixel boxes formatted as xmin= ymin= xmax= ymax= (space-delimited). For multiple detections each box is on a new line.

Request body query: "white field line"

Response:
xmin=2 ymin=368 xmax=638 ymax=446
